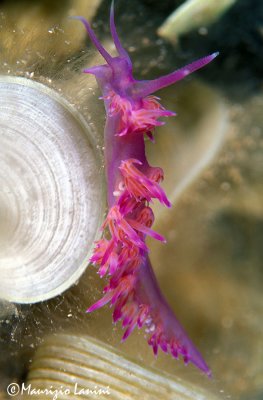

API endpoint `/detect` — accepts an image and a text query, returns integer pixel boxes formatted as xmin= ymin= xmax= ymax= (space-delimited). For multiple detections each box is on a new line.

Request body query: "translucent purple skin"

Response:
xmin=73 ymin=1 xmax=218 ymax=377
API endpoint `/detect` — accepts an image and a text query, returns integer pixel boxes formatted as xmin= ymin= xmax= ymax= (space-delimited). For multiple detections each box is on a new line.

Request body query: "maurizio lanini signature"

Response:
xmin=6 ymin=382 xmax=111 ymax=398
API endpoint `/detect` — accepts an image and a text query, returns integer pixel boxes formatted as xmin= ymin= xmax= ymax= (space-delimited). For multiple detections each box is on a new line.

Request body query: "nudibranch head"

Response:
xmin=72 ymin=1 xmax=135 ymax=98
xmin=74 ymin=5 xmax=218 ymax=141
xmin=73 ymin=4 xmax=218 ymax=102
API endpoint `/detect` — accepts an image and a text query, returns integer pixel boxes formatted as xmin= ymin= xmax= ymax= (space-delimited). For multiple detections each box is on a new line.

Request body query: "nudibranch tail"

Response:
xmin=76 ymin=1 xmax=218 ymax=377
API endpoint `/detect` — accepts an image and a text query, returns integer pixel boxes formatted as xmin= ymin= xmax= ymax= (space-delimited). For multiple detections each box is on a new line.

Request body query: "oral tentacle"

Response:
xmin=135 ymin=52 xmax=219 ymax=98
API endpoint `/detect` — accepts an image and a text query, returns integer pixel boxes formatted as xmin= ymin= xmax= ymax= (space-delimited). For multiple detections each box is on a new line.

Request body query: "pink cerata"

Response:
xmin=74 ymin=1 xmax=218 ymax=376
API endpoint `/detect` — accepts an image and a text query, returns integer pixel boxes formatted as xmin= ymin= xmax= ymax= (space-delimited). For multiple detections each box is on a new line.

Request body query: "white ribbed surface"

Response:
xmin=27 ymin=334 xmax=219 ymax=400
xmin=0 ymin=76 xmax=104 ymax=303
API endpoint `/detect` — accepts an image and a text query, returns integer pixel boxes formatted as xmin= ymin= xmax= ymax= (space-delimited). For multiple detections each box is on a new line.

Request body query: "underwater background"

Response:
xmin=0 ymin=0 xmax=262 ymax=399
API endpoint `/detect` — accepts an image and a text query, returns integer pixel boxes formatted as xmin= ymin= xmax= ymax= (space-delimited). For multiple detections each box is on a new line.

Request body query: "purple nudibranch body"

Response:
xmin=74 ymin=1 xmax=218 ymax=376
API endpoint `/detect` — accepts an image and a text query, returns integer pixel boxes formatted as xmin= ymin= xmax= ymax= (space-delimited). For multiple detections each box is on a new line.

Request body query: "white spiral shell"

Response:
xmin=26 ymin=334 xmax=220 ymax=400
xmin=0 ymin=76 xmax=104 ymax=304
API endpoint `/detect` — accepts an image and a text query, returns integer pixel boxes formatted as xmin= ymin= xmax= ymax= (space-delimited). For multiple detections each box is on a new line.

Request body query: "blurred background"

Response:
xmin=0 ymin=0 xmax=262 ymax=399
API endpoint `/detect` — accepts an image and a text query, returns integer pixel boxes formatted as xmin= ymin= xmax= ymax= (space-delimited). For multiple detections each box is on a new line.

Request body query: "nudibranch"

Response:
xmin=74 ymin=2 xmax=218 ymax=376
